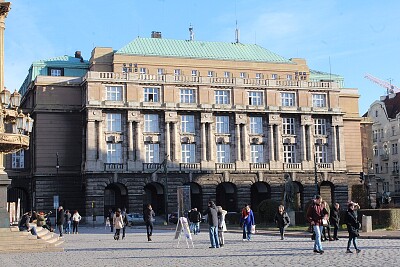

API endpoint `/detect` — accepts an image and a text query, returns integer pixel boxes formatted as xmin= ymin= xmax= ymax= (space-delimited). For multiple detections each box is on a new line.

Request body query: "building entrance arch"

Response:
xmin=250 ymin=182 xmax=271 ymax=210
xmin=184 ymin=182 xmax=203 ymax=211
xmin=7 ymin=187 xmax=30 ymax=215
xmin=216 ymin=182 xmax=237 ymax=212
xmin=143 ymin=182 xmax=165 ymax=215
xmin=104 ymin=183 xmax=128 ymax=216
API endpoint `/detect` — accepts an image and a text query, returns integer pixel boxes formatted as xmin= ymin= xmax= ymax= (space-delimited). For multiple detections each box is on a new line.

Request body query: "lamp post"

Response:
xmin=163 ymin=154 xmax=169 ymax=225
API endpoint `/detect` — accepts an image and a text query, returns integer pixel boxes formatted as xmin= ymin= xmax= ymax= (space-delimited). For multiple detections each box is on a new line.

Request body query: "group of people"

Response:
xmin=204 ymin=201 xmax=228 ymax=248
xmin=56 ymin=206 xmax=82 ymax=236
xmin=307 ymin=195 xmax=361 ymax=254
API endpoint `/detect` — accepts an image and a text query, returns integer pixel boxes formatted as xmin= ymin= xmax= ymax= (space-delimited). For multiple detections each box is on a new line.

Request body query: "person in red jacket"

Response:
xmin=306 ymin=195 xmax=328 ymax=254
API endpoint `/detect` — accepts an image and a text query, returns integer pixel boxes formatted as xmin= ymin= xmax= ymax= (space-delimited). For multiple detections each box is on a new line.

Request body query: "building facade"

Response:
xmin=7 ymin=35 xmax=362 ymax=221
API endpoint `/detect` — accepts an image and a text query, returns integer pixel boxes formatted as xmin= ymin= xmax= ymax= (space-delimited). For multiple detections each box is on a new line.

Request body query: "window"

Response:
xmin=314 ymin=118 xmax=327 ymax=135
xmin=392 ymin=126 xmax=396 ymax=136
xmin=215 ymin=90 xmax=230 ymax=105
xmin=49 ymin=68 xmax=63 ymax=76
xmin=12 ymin=150 xmax=24 ymax=169
xmin=373 ymin=146 xmax=379 ymax=156
xmin=283 ymin=144 xmax=296 ymax=163
xmin=312 ymin=94 xmax=327 ymax=108
xmin=281 ymin=92 xmax=295 ymax=107
xmin=315 ymin=145 xmax=327 ymax=163
xmin=216 ymin=116 xmax=229 ymax=134
xmin=106 ymin=86 xmax=123 ymax=101
xmin=287 ymin=74 xmax=293 ymax=80
xmin=250 ymin=145 xmax=264 ymax=163
xmin=375 ymin=110 xmax=378 ymax=117
xmin=249 ymin=117 xmax=263 ymax=134
xmin=383 ymin=182 xmax=389 ymax=192
xmin=106 ymin=143 xmax=122 ymax=163
xmin=393 ymin=162 xmax=399 ymax=174
xmin=208 ymin=71 xmax=214 ymax=77
xmin=144 ymin=114 xmax=159 ymax=133
xmin=392 ymin=143 xmax=398 ymax=155
xmin=157 ymin=68 xmax=164 ymax=75
xmin=271 ymin=74 xmax=278 ymax=80
xmin=240 ymin=72 xmax=247 ymax=78
xmin=395 ymin=181 xmax=400 ymax=193
xmin=106 ymin=113 xmax=122 ymax=132
xmin=181 ymin=115 xmax=195 ymax=133
xmin=375 ymin=164 xmax=379 ymax=174
xmin=282 ymin=118 xmax=295 ymax=135
xmin=174 ymin=69 xmax=181 ymax=76
xmin=191 ymin=70 xmax=198 ymax=76
xmin=139 ymin=67 xmax=147 ymax=74
xmin=248 ymin=91 xmax=263 ymax=106
xmin=216 ymin=144 xmax=230 ymax=163
xmin=144 ymin=87 xmax=159 ymax=102
xmin=181 ymin=144 xmax=196 ymax=163
xmin=180 ymin=88 xmax=196 ymax=103
xmin=224 ymin=71 xmax=231 ymax=78
xmin=145 ymin=143 xmax=159 ymax=163
xmin=256 ymin=73 xmax=263 ymax=79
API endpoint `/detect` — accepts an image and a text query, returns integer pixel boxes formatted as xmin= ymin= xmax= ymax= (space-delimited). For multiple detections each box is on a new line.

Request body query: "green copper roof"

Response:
xmin=116 ymin=37 xmax=292 ymax=63
xmin=35 ymin=55 xmax=89 ymax=65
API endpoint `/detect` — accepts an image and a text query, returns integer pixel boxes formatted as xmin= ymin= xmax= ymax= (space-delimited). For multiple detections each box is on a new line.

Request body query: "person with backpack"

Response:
xmin=274 ymin=205 xmax=290 ymax=240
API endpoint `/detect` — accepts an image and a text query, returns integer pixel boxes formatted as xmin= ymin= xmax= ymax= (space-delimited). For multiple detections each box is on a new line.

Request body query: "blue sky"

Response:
xmin=3 ymin=0 xmax=400 ymax=114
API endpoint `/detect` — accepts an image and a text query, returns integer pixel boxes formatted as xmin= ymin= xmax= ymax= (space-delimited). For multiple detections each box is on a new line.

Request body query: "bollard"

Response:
xmin=361 ymin=215 xmax=372 ymax=232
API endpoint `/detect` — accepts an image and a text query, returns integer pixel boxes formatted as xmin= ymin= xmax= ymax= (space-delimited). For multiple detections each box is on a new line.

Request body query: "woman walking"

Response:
xmin=72 ymin=210 xmax=81 ymax=234
xmin=240 ymin=204 xmax=255 ymax=241
xmin=345 ymin=202 xmax=361 ymax=253
xmin=113 ymin=208 xmax=124 ymax=240
xmin=274 ymin=205 xmax=290 ymax=240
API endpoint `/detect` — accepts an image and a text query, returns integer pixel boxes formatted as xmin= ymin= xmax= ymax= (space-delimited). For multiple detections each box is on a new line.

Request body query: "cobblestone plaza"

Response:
xmin=1 ymin=226 xmax=399 ymax=267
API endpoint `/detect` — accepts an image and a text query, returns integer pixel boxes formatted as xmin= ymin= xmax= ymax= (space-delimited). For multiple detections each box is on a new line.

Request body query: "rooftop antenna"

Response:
xmin=329 ymin=56 xmax=332 ymax=81
xmin=189 ymin=24 xmax=194 ymax=41
xmin=235 ymin=20 xmax=240 ymax=43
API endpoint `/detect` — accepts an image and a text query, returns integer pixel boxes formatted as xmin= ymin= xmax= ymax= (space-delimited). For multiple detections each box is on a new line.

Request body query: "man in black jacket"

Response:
xmin=189 ymin=208 xmax=201 ymax=235
xmin=205 ymin=201 xmax=219 ymax=248
xmin=143 ymin=204 xmax=155 ymax=241
xmin=56 ymin=206 xmax=65 ymax=237
xmin=330 ymin=203 xmax=340 ymax=240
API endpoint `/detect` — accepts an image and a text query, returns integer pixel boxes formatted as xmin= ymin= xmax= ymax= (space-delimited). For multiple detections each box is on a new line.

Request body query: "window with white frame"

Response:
xmin=208 ymin=71 xmax=214 ymax=77
xmin=216 ymin=116 xmax=229 ymax=134
xmin=106 ymin=85 xmax=123 ymax=101
xmin=174 ymin=69 xmax=181 ymax=76
xmin=144 ymin=87 xmax=160 ymax=102
xmin=12 ymin=150 xmax=24 ymax=169
xmin=215 ymin=90 xmax=230 ymax=105
xmin=180 ymin=88 xmax=196 ymax=103
xmin=144 ymin=114 xmax=159 ymax=133
xmin=395 ymin=181 xmax=400 ymax=193
xmin=249 ymin=117 xmax=263 ymax=134
xmin=392 ymin=143 xmax=398 ymax=155
xmin=393 ymin=161 xmax=398 ymax=173
xmin=314 ymin=118 xmax=327 ymax=135
xmin=392 ymin=126 xmax=396 ymax=136
xmin=181 ymin=115 xmax=195 ymax=133
xmin=312 ymin=94 xmax=327 ymax=108
xmin=248 ymin=91 xmax=263 ymax=106
xmin=106 ymin=113 xmax=122 ymax=132
xmin=373 ymin=146 xmax=379 ymax=156
xmin=250 ymin=145 xmax=264 ymax=163
xmin=315 ymin=145 xmax=327 ymax=163
xmin=216 ymin=144 xmax=230 ymax=163
xmin=139 ymin=67 xmax=147 ymax=74
xmin=181 ymin=144 xmax=196 ymax=163
xmin=49 ymin=68 xmax=63 ymax=76
xmin=283 ymin=144 xmax=296 ymax=163
xmin=157 ymin=68 xmax=164 ymax=75
xmin=281 ymin=92 xmax=295 ymax=107
xmin=145 ymin=143 xmax=160 ymax=163
xmin=271 ymin=74 xmax=278 ymax=80
xmin=287 ymin=74 xmax=293 ymax=80
xmin=240 ymin=72 xmax=247 ymax=79
xmin=191 ymin=70 xmax=198 ymax=76
xmin=106 ymin=143 xmax=122 ymax=163
xmin=282 ymin=118 xmax=295 ymax=135
xmin=256 ymin=73 xmax=263 ymax=79
xmin=224 ymin=71 xmax=231 ymax=78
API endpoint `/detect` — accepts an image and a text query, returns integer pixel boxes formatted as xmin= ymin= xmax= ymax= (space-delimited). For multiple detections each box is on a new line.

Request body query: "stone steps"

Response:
xmin=0 ymin=226 xmax=64 ymax=253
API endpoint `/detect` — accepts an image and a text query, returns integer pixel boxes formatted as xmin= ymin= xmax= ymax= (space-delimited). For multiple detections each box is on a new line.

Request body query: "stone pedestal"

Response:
xmin=0 ymin=172 xmax=11 ymax=228
xmin=362 ymin=215 xmax=372 ymax=232
xmin=287 ymin=210 xmax=296 ymax=226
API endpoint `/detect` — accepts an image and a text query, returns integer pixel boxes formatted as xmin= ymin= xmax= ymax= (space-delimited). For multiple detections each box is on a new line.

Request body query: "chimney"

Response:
xmin=151 ymin=31 xmax=162 ymax=38
xmin=75 ymin=51 xmax=84 ymax=62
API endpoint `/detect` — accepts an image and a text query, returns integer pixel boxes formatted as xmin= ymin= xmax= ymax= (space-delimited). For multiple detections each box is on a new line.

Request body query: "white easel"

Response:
xmin=174 ymin=217 xmax=194 ymax=248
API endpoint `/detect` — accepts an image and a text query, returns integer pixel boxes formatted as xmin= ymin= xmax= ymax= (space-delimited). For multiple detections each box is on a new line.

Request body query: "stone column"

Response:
xmin=243 ymin=124 xmax=249 ymax=161
xmin=136 ymin=122 xmax=142 ymax=161
xmin=301 ymin=125 xmax=307 ymax=161
xmin=337 ymin=126 xmax=345 ymax=161
xmin=332 ymin=125 xmax=337 ymax=162
xmin=201 ymin=123 xmax=207 ymax=161
xmin=269 ymin=125 xmax=275 ymax=161
xmin=173 ymin=122 xmax=179 ymax=162
xmin=98 ymin=120 xmax=103 ymax=161
xmin=275 ymin=125 xmax=281 ymax=161
xmin=128 ymin=121 xmax=134 ymax=160
xmin=208 ymin=123 xmax=214 ymax=161
xmin=165 ymin=122 xmax=171 ymax=158
xmin=236 ymin=124 xmax=241 ymax=161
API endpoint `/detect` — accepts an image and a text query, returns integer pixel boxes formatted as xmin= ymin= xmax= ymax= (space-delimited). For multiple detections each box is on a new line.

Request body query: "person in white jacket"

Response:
xmin=216 ymin=206 xmax=227 ymax=247
xmin=72 ymin=210 xmax=81 ymax=234
xmin=113 ymin=208 xmax=124 ymax=240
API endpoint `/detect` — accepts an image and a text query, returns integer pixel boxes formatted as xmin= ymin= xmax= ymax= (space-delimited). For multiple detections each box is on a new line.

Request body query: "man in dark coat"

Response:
xmin=306 ymin=195 xmax=328 ymax=254
xmin=143 ymin=204 xmax=155 ymax=241
xmin=330 ymin=203 xmax=340 ymax=240
xmin=56 ymin=206 xmax=65 ymax=237
xmin=189 ymin=208 xmax=202 ymax=235
xmin=204 ymin=201 xmax=219 ymax=248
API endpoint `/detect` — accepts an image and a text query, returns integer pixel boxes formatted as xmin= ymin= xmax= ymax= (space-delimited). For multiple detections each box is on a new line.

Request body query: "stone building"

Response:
xmin=6 ymin=34 xmax=362 ymax=221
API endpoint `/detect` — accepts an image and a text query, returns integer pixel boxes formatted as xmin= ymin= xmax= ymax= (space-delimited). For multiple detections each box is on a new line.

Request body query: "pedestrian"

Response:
xmin=306 ymin=195 xmax=328 ymax=254
xmin=107 ymin=208 xmax=114 ymax=233
xmin=321 ymin=201 xmax=333 ymax=241
xmin=189 ymin=208 xmax=201 ymax=235
xmin=56 ymin=206 xmax=65 ymax=237
xmin=330 ymin=203 xmax=340 ymax=240
xmin=216 ymin=206 xmax=227 ymax=247
xmin=274 ymin=205 xmax=290 ymax=240
xmin=205 ymin=201 xmax=219 ymax=248
xmin=18 ymin=211 xmax=38 ymax=237
xmin=345 ymin=202 xmax=361 ymax=253
xmin=240 ymin=204 xmax=255 ymax=241
xmin=64 ymin=210 xmax=72 ymax=234
xmin=143 ymin=204 xmax=155 ymax=241
xmin=72 ymin=210 xmax=81 ymax=234
xmin=113 ymin=208 xmax=124 ymax=240
xmin=121 ymin=207 xmax=128 ymax=240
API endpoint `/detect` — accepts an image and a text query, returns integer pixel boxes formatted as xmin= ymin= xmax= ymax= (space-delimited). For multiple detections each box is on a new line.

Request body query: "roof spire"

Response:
xmin=189 ymin=24 xmax=194 ymax=41
xmin=235 ymin=20 xmax=240 ymax=43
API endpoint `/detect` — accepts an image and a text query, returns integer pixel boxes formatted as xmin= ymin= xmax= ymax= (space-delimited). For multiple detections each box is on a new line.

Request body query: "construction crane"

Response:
xmin=364 ymin=73 xmax=400 ymax=94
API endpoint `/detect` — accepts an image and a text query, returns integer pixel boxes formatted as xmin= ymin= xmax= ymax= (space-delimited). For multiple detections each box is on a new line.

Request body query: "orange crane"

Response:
xmin=364 ymin=73 xmax=400 ymax=94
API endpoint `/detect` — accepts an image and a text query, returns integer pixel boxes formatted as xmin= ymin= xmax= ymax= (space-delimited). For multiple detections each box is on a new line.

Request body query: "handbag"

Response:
xmin=322 ymin=219 xmax=328 ymax=226
xmin=251 ymin=225 xmax=256 ymax=234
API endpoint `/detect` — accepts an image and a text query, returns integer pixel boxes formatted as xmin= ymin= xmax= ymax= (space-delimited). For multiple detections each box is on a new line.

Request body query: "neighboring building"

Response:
xmin=367 ymin=93 xmax=400 ymax=206
xmin=6 ymin=34 xmax=362 ymax=221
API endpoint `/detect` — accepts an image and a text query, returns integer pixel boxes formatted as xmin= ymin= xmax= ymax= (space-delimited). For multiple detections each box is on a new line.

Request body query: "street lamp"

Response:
xmin=314 ymin=140 xmax=323 ymax=195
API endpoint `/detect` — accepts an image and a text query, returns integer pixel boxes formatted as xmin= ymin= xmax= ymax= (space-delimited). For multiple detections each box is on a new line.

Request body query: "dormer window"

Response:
xmin=48 ymin=68 xmax=63 ymax=76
